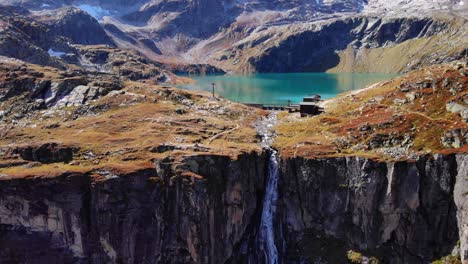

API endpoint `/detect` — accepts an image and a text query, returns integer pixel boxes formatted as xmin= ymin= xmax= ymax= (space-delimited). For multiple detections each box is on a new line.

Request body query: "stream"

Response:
xmin=255 ymin=113 xmax=280 ymax=264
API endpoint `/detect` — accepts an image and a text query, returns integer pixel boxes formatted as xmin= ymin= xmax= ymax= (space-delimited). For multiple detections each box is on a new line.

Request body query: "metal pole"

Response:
xmin=211 ymin=83 xmax=215 ymax=98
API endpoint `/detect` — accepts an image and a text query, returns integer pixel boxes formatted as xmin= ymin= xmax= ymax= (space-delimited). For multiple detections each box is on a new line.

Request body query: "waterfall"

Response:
xmin=254 ymin=113 xmax=280 ymax=263
xmin=257 ymin=148 xmax=280 ymax=263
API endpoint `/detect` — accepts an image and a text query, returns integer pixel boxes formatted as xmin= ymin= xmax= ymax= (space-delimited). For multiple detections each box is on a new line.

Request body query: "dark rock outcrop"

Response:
xmin=0 ymin=6 xmax=66 ymax=68
xmin=454 ymin=155 xmax=468 ymax=263
xmin=74 ymin=45 xmax=169 ymax=82
xmin=278 ymin=154 xmax=463 ymax=263
xmin=7 ymin=143 xmax=77 ymax=164
xmin=0 ymin=152 xmax=267 ymax=263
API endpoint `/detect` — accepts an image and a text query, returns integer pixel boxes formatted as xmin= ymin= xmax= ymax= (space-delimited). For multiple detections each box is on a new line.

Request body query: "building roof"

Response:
xmin=300 ymin=102 xmax=318 ymax=106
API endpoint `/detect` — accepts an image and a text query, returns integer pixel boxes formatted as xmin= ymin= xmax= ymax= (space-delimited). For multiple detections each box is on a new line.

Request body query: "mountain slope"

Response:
xmin=1 ymin=0 xmax=466 ymax=73
xmin=33 ymin=7 xmax=114 ymax=45
xmin=205 ymin=15 xmax=467 ymax=73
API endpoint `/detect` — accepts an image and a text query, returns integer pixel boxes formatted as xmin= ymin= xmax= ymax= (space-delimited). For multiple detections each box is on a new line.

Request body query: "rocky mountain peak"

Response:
xmin=33 ymin=6 xmax=114 ymax=45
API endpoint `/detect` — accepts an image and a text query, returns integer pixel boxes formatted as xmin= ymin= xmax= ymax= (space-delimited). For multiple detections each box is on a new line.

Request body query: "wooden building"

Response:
xmin=300 ymin=102 xmax=323 ymax=117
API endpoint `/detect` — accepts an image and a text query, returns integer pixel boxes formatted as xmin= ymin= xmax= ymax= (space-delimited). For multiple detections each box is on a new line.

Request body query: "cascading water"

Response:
xmin=255 ymin=113 xmax=280 ymax=264
xmin=257 ymin=149 xmax=280 ymax=263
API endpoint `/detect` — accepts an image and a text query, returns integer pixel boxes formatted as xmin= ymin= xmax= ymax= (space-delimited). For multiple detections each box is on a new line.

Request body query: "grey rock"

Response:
xmin=454 ymin=154 xmax=468 ymax=263
xmin=405 ymin=92 xmax=418 ymax=102
xmin=447 ymin=102 xmax=468 ymax=122
xmin=44 ymin=78 xmax=88 ymax=106
xmin=393 ymin=98 xmax=407 ymax=105
xmin=54 ymin=85 xmax=90 ymax=108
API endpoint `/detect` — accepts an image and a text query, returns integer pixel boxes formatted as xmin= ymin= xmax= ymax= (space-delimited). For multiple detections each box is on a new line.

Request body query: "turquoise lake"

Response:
xmin=179 ymin=73 xmax=399 ymax=104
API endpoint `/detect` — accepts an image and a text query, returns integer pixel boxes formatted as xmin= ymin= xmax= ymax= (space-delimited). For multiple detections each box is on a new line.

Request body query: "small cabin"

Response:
xmin=300 ymin=102 xmax=324 ymax=117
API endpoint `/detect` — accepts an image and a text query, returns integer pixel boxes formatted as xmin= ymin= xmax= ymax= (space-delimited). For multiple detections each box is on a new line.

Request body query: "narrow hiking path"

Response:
xmin=207 ymin=123 xmax=240 ymax=144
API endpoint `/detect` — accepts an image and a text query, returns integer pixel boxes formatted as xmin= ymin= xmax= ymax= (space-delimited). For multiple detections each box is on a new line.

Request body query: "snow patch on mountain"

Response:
xmin=75 ymin=4 xmax=111 ymax=20
xmin=48 ymin=48 xmax=66 ymax=58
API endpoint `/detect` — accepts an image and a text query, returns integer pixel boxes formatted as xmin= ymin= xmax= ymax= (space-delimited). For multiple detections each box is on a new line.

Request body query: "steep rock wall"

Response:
xmin=0 ymin=148 xmax=465 ymax=263
xmin=0 ymin=152 xmax=267 ymax=263
xmin=279 ymin=154 xmax=465 ymax=263
xmin=455 ymin=155 xmax=468 ymax=263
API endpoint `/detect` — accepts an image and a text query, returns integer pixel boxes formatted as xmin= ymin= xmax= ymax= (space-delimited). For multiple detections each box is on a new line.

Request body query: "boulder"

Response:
xmin=54 ymin=85 xmax=101 ymax=108
xmin=446 ymin=102 xmax=468 ymax=122
xmin=43 ymin=77 xmax=88 ymax=106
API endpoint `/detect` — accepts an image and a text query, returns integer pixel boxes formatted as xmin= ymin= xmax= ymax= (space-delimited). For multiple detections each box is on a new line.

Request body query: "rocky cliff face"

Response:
xmin=0 ymin=6 xmax=67 ymax=68
xmin=0 ymin=0 xmax=466 ymax=259
xmin=455 ymin=155 xmax=468 ymax=263
xmin=212 ymin=16 xmax=466 ymax=73
xmin=0 ymin=151 xmax=466 ymax=263
xmin=34 ymin=7 xmax=114 ymax=46
xmin=0 ymin=152 xmax=267 ymax=263
xmin=0 ymin=6 xmax=115 ymax=68
xmin=278 ymin=154 xmax=464 ymax=263
xmin=247 ymin=17 xmax=449 ymax=72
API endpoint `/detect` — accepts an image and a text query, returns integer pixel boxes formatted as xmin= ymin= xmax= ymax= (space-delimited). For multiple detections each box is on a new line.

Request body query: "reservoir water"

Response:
xmin=179 ymin=73 xmax=398 ymax=104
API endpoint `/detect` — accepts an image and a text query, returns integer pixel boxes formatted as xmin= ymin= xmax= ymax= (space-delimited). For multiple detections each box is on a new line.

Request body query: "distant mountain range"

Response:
xmin=0 ymin=0 xmax=466 ymax=73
